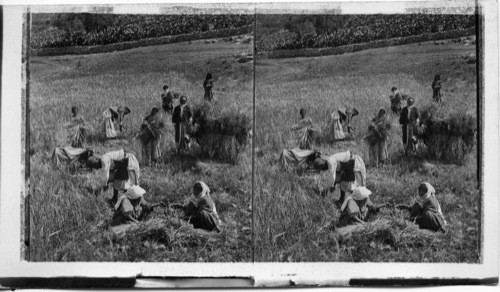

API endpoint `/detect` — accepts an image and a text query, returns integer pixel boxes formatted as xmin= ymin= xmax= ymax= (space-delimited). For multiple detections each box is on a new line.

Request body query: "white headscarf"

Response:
xmin=114 ymin=185 xmax=146 ymax=210
xmin=190 ymin=181 xmax=220 ymax=219
xmin=340 ymin=186 xmax=372 ymax=211
xmin=419 ymin=182 xmax=446 ymax=225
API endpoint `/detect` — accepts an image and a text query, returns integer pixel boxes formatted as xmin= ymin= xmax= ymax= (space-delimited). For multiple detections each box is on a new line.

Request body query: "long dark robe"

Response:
xmin=409 ymin=195 xmax=445 ymax=232
xmin=184 ymin=196 xmax=219 ymax=231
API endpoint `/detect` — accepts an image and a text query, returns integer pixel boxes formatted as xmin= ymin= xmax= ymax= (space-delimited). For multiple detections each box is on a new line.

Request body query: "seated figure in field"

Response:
xmin=111 ymin=185 xmax=163 ymax=226
xmin=173 ymin=181 xmax=222 ymax=232
xmin=86 ymin=149 xmax=140 ymax=205
xmin=396 ymin=182 xmax=447 ymax=233
xmin=103 ymin=106 xmax=131 ymax=139
xmin=312 ymin=150 xmax=366 ymax=205
xmin=336 ymin=186 xmax=390 ymax=227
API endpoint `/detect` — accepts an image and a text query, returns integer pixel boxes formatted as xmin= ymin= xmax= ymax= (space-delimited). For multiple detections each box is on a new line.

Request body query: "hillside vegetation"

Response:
xmin=256 ymin=14 xmax=475 ymax=52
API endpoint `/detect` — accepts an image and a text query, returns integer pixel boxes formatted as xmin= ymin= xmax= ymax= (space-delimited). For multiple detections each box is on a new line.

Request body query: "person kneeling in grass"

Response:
xmin=111 ymin=185 xmax=163 ymax=226
xmin=173 ymin=181 xmax=222 ymax=232
xmin=337 ymin=186 xmax=391 ymax=227
xmin=396 ymin=182 xmax=447 ymax=233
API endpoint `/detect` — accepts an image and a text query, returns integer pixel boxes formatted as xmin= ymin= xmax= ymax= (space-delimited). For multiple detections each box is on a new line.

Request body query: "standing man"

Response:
xmin=399 ymin=97 xmax=415 ymax=151
xmin=172 ymin=96 xmax=193 ymax=154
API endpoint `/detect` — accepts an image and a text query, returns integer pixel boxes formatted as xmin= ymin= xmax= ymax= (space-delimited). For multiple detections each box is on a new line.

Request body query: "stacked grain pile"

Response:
xmin=190 ymin=104 xmax=251 ymax=164
xmin=419 ymin=104 xmax=476 ymax=164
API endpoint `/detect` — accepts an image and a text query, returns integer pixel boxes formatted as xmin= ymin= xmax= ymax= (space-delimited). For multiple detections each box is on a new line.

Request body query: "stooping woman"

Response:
xmin=102 ymin=106 xmax=131 ymax=139
xmin=365 ymin=108 xmax=391 ymax=166
xmin=313 ymin=150 xmax=367 ymax=205
xmin=396 ymin=182 xmax=447 ymax=233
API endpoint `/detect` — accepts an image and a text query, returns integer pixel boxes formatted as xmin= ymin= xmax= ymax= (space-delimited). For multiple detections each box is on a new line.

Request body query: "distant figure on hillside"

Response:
xmin=203 ymin=73 xmax=214 ymax=101
xmin=396 ymin=182 xmax=447 ymax=233
xmin=292 ymin=108 xmax=318 ymax=150
xmin=172 ymin=181 xmax=222 ymax=232
xmin=313 ymin=150 xmax=366 ymax=205
xmin=366 ymin=108 xmax=391 ymax=166
xmin=103 ymin=106 xmax=131 ymax=139
xmin=389 ymin=87 xmax=406 ymax=115
xmin=431 ymin=74 xmax=442 ymax=103
xmin=139 ymin=107 xmax=165 ymax=165
xmin=65 ymin=106 xmax=91 ymax=148
xmin=336 ymin=186 xmax=390 ymax=227
xmin=111 ymin=185 xmax=163 ymax=226
xmin=86 ymin=149 xmax=140 ymax=206
xmin=172 ymin=96 xmax=193 ymax=154
xmin=399 ymin=98 xmax=416 ymax=152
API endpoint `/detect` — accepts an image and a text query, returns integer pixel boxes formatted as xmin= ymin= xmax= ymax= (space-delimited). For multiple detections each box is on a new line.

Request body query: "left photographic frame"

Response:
xmin=21 ymin=4 xmax=254 ymax=263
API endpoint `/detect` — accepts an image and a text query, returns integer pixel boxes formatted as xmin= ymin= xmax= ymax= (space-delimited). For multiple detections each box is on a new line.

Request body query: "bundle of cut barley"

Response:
xmin=191 ymin=106 xmax=251 ymax=163
xmin=67 ymin=124 xmax=93 ymax=148
xmin=292 ymin=120 xmax=322 ymax=150
xmin=419 ymin=104 xmax=476 ymax=164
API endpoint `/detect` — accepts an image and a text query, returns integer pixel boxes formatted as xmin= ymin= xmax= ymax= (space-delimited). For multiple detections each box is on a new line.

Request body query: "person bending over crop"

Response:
xmin=396 ymin=182 xmax=447 ymax=233
xmin=102 ymin=106 xmax=131 ymax=139
xmin=336 ymin=186 xmax=390 ymax=227
xmin=173 ymin=181 xmax=222 ymax=232
xmin=86 ymin=149 xmax=140 ymax=205
xmin=172 ymin=96 xmax=192 ymax=154
xmin=203 ymin=73 xmax=214 ymax=101
xmin=313 ymin=150 xmax=366 ymax=205
xmin=111 ymin=185 xmax=163 ymax=226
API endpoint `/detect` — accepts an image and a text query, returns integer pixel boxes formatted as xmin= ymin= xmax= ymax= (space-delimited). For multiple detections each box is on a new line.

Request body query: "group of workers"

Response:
xmin=52 ymin=74 xmax=222 ymax=232
xmin=283 ymin=76 xmax=447 ymax=233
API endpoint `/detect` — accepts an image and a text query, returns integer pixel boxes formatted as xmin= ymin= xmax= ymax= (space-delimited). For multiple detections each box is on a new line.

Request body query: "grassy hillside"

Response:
xmin=254 ymin=37 xmax=479 ymax=262
xmin=29 ymin=35 xmax=253 ymax=262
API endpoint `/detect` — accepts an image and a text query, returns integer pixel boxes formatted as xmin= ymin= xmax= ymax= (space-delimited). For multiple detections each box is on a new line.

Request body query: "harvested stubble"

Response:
xmin=338 ymin=218 xmax=440 ymax=251
xmin=191 ymin=106 xmax=251 ymax=163
xmin=419 ymin=104 xmax=476 ymax=164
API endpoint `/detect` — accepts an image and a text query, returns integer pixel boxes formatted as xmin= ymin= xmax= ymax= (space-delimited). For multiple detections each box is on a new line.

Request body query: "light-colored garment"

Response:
xmin=103 ymin=109 xmax=117 ymax=138
xmin=51 ymin=147 xmax=90 ymax=167
xmin=115 ymin=185 xmax=146 ymax=210
xmin=341 ymin=186 xmax=372 ymax=211
xmin=279 ymin=149 xmax=317 ymax=169
xmin=419 ymin=182 xmax=446 ymax=225
xmin=369 ymin=139 xmax=388 ymax=165
xmin=325 ymin=151 xmax=366 ymax=190
xmin=98 ymin=150 xmax=140 ymax=191
xmin=330 ymin=111 xmax=346 ymax=140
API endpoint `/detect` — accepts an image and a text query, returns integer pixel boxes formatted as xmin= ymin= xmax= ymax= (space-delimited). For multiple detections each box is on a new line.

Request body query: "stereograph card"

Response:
xmin=0 ymin=0 xmax=498 ymax=288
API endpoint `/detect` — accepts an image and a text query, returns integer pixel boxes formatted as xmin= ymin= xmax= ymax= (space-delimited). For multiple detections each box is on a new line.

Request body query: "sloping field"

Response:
xmin=29 ymin=36 xmax=253 ymax=262
xmin=254 ymin=37 xmax=479 ymax=262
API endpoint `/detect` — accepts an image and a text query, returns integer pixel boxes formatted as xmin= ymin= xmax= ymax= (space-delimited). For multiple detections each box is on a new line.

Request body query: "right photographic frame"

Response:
xmin=253 ymin=1 xmax=481 ymax=263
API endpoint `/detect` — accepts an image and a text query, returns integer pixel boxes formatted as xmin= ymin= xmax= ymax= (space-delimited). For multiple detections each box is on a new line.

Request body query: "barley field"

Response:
xmin=29 ymin=35 xmax=253 ymax=262
xmin=254 ymin=37 xmax=480 ymax=262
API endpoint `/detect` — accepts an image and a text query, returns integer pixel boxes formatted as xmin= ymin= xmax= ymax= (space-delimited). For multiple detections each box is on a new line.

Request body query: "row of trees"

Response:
xmin=32 ymin=14 xmax=254 ymax=48
xmin=256 ymin=14 xmax=475 ymax=52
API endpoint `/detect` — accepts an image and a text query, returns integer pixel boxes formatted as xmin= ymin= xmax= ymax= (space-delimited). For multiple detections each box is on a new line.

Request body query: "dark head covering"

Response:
xmin=391 ymin=87 xmax=397 ymax=92
xmin=299 ymin=108 xmax=306 ymax=118
xmin=86 ymin=156 xmax=102 ymax=169
xmin=180 ymin=96 xmax=187 ymax=104
xmin=313 ymin=157 xmax=329 ymax=171
xmin=206 ymin=73 xmax=212 ymax=80
xmin=163 ymin=85 xmax=169 ymax=90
